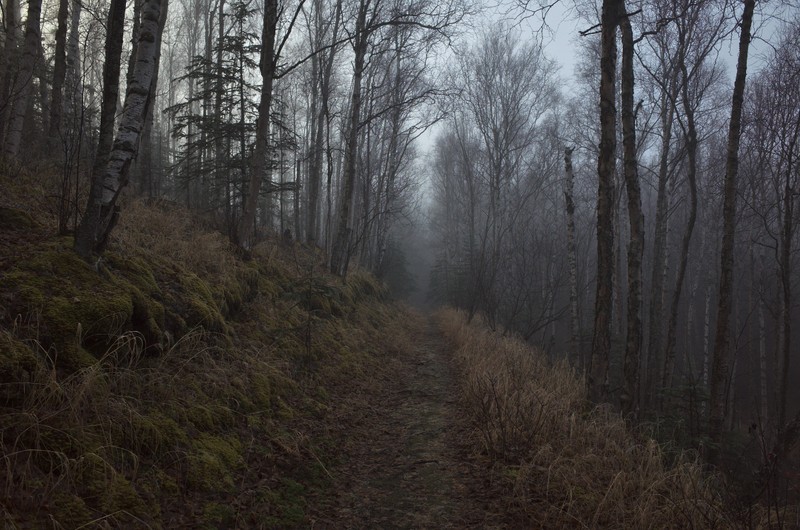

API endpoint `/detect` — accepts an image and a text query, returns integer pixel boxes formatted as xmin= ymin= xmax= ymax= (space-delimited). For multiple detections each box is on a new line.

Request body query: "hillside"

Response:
xmin=1 ymin=168 xmax=797 ymax=529
xmin=0 ymin=167 xmax=416 ymax=527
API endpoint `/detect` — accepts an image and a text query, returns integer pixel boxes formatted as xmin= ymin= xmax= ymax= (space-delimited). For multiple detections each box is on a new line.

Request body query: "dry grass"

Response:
xmin=114 ymin=199 xmax=236 ymax=277
xmin=0 ymin=183 xmax=401 ymax=527
xmin=436 ymin=308 xmax=735 ymax=529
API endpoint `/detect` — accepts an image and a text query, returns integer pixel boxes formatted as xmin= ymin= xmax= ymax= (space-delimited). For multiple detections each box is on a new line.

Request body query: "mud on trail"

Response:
xmin=307 ymin=319 xmax=492 ymax=528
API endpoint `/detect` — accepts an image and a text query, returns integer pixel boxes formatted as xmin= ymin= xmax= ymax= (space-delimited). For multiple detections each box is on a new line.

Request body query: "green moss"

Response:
xmin=127 ymin=409 xmax=189 ymax=457
xmin=0 ymin=332 xmax=42 ymax=403
xmin=0 ymin=206 xmax=37 ymax=231
xmin=75 ymin=452 xmax=152 ymax=523
xmin=259 ymin=478 xmax=307 ymax=527
xmin=203 ymin=501 xmax=236 ymax=527
xmin=140 ymin=468 xmax=179 ymax=501
xmin=105 ymin=253 xmax=160 ymax=294
xmin=186 ymin=403 xmax=235 ymax=431
xmin=1 ymin=243 xmax=159 ymax=369
xmin=51 ymin=492 xmax=93 ymax=528
xmin=161 ymin=269 xmax=228 ymax=334
xmin=214 ymin=265 xmax=260 ymax=316
xmin=100 ymin=473 xmax=149 ymax=518
xmin=251 ymin=372 xmax=273 ymax=409
xmin=187 ymin=434 xmax=243 ymax=492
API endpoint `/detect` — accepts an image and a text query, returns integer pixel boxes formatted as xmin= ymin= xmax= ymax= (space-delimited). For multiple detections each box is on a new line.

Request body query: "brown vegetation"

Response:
xmin=436 ymin=308 xmax=798 ymax=528
xmin=0 ymin=167 xmax=408 ymax=527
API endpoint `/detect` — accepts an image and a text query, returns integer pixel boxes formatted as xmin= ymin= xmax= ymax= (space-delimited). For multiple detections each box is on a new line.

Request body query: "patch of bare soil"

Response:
xmin=307 ymin=319 xmax=495 ymax=528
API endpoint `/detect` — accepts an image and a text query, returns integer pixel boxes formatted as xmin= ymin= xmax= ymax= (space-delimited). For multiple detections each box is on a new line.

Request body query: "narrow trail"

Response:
xmin=309 ymin=319 xmax=489 ymax=528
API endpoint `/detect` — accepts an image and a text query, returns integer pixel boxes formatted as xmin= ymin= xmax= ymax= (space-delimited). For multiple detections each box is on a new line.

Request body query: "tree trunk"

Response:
xmin=74 ymin=0 xmax=125 ymax=255
xmin=564 ymin=147 xmax=581 ymax=367
xmin=214 ymin=0 xmax=225 ymax=213
xmin=330 ymin=0 xmax=368 ymax=275
xmin=45 ymin=0 xmax=68 ymax=151
xmin=646 ymin=78 xmax=675 ymax=405
xmin=236 ymin=0 xmax=277 ymax=248
xmin=619 ymin=12 xmax=644 ymax=416
xmin=0 ymin=0 xmax=21 ymax=149
xmin=589 ymin=0 xmax=620 ymax=403
xmin=2 ymin=0 xmax=42 ymax=158
xmin=662 ymin=41 xmax=699 ymax=398
xmin=307 ymin=0 xmax=342 ymax=246
xmin=777 ymin=141 xmax=795 ymax=427
xmin=758 ymin=248 xmax=768 ymax=424
xmin=64 ymin=0 xmax=82 ymax=119
xmin=134 ymin=0 xmax=167 ymax=197
xmin=708 ymin=0 xmax=755 ymax=464
xmin=74 ymin=0 xmax=165 ymax=258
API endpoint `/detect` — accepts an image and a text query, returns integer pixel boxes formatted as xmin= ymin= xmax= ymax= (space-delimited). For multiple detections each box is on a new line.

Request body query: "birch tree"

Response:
xmin=74 ymin=0 xmax=166 ymax=257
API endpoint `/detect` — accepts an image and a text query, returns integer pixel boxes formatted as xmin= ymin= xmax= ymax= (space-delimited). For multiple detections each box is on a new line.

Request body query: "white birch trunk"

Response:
xmin=74 ymin=0 xmax=164 ymax=257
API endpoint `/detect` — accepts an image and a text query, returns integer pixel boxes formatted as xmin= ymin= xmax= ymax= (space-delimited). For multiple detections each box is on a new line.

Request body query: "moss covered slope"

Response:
xmin=0 ymin=198 xmax=408 ymax=528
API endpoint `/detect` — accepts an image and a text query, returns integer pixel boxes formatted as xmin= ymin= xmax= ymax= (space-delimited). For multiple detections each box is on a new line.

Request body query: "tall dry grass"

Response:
xmin=437 ymin=308 xmax=735 ymax=529
xmin=0 ymin=190 xmax=397 ymax=526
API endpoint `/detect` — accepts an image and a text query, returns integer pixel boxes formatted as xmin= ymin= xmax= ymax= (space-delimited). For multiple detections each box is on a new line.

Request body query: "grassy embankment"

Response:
xmin=436 ymin=308 xmax=798 ymax=529
xmin=0 ymin=165 xmax=415 ymax=528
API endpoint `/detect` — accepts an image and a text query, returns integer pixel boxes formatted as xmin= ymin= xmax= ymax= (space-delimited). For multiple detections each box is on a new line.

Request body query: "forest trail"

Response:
xmin=308 ymin=319 xmax=489 ymax=528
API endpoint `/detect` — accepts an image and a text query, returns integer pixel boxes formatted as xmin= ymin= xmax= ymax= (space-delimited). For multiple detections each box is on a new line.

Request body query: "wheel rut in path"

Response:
xmin=310 ymin=318 xmax=484 ymax=528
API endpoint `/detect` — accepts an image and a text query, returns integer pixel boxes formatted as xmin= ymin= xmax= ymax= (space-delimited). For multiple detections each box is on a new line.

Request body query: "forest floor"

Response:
xmin=307 ymin=319 xmax=499 ymax=529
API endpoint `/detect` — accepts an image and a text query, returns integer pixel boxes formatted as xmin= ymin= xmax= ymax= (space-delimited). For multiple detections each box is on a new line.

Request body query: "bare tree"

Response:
xmin=2 ymin=0 xmax=42 ymax=157
xmin=45 ymin=0 xmax=69 ymax=150
xmin=236 ymin=0 xmax=305 ymax=248
xmin=619 ymin=9 xmax=644 ymax=416
xmin=588 ymin=0 xmax=621 ymax=404
xmin=708 ymin=0 xmax=755 ymax=463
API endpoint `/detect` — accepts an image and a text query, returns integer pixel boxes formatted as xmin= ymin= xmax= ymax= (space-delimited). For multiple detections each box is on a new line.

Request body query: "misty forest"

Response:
xmin=1 ymin=0 xmax=799 ymax=525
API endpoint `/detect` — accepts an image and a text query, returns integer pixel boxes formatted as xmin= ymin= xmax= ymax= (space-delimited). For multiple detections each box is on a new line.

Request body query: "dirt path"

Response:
xmin=308 ymin=319 xmax=488 ymax=528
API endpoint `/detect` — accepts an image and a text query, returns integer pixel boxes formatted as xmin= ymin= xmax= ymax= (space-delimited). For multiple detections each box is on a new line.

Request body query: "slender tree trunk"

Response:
xmin=758 ymin=248 xmax=768 ymax=425
xmin=308 ymin=0 xmax=341 ymax=246
xmin=701 ymin=282 xmax=711 ymax=417
xmin=564 ymin=146 xmax=581 ymax=367
xmin=127 ymin=0 xmax=142 ymax=87
xmin=589 ymin=0 xmax=620 ymax=403
xmin=214 ymin=0 xmax=225 ymax=213
xmin=2 ymin=0 xmax=42 ymax=158
xmin=135 ymin=0 xmax=167 ymax=197
xmin=708 ymin=0 xmax=755 ymax=463
xmin=330 ymin=0 xmax=368 ymax=275
xmin=0 ymin=0 xmax=21 ymax=149
xmin=662 ymin=47 xmax=699 ymax=397
xmin=74 ymin=0 xmax=126 ymax=254
xmin=74 ymin=0 xmax=165 ymax=258
xmin=45 ymin=0 xmax=68 ymax=151
xmin=619 ymin=12 xmax=644 ymax=416
xmin=64 ymin=0 xmax=81 ymax=120
xmin=777 ymin=152 xmax=794 ymax=426
xmin=236 ymin=0 xmax=277 ymax=247
xmin=646 ymin=81 xmax=675 ymax=404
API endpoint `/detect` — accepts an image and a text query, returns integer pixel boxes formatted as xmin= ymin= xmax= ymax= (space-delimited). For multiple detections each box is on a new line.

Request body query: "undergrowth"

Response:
xmin=0 ymin=172 xmax=403 ymax=528
xmin=436 ymin=308 xmax=798 ymax=529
